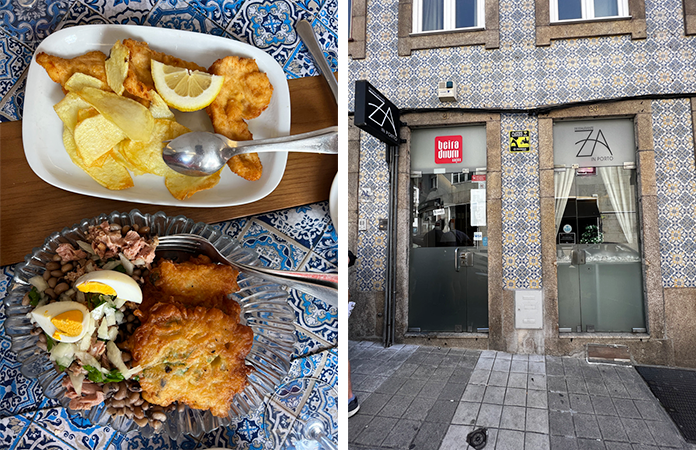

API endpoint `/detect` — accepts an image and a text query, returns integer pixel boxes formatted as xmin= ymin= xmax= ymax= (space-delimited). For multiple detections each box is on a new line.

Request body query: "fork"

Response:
xmin=156 ymin=234 xmax=338 ymax=306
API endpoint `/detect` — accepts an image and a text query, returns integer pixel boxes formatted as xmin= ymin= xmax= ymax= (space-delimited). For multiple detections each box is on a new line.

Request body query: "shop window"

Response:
xmin=452 ymin=172 xmax=467 ymax=184
xmin=535 ymin=0 xmax=646 ymax=45
xmin=412 ymin=0 xmax=485 ymax=33
xmin=348 ymin=0 xmax=366 ymax=59
xmin=397 ymin=0 xmax=499 ymax=55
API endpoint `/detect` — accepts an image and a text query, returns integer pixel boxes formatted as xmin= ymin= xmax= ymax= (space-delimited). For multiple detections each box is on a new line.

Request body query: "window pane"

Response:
xmin=423 ymin=0 xmax=444 ymax=31
xmin=558 ymin=0 xmax=582 ymax=20
xmin=594 ymin=0 xmax=618 ymax=17
xmin=456 ymin=0 xmax=477 ymax=28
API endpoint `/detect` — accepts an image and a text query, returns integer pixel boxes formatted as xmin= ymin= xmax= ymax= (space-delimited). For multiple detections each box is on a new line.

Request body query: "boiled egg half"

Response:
xmin=74 ymin=270 xmax=142 ymax=304
xmin=31 ymin=301 xmax=91 ymax=343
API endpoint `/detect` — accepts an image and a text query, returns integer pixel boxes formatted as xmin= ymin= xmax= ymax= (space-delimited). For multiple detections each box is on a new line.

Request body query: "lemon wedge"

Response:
xmin=151 ymin=60 xmax=224 ymax=112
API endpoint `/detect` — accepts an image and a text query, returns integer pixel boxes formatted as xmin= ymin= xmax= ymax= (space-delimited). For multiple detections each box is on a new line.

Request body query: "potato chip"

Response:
xmin=64 ymin=72 xmax=109 ymax=92
xmin=105 ymin=41 xmax=129 ymax=95
xmin=54 ymin=93 xmax=92 ymax=133
xmin=76 ymin=87 xmax=154 ymax=142
xmin=63 ymin=128 xmax=134 ymax=190
xmin=120 ymin=119 xmax=190 ymax=176
xmin=74 ymin=114 xmax=127 ymax=166
xmin=164 ymin=169 xmax=222 ymax=201
xmin=148 ymin=90 xmax=175 ymax=120
xmin=111 ymin=144 xmax=146 ymax=176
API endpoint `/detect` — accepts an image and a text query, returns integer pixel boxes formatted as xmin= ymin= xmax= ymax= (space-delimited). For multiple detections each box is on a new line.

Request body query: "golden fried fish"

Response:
xmin=36 ymin=51 xmax=109 ymax=92
xmin=205 ymin=56 xmax=273 ymax=181
xmin=131 ymin=302 xmax=253 ymax=418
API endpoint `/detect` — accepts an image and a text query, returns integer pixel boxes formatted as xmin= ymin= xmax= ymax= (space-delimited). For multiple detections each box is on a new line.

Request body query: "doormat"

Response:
xmin=635 ymin=365 xmax=696 ymax=444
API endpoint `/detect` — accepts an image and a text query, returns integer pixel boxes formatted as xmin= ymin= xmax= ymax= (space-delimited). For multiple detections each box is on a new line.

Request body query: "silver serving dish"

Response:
xmin=3 ymin=210 xmax=296 ymax=439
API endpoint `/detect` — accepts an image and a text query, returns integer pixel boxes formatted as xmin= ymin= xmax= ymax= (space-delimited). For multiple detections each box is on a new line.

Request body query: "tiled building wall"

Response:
xmin=349 ymin=0 xmax=696 ymax=292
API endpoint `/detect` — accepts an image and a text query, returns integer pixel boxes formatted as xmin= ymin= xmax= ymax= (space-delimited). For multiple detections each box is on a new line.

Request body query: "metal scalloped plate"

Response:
xmin=3 ymin=210 xmax=296 ymax=439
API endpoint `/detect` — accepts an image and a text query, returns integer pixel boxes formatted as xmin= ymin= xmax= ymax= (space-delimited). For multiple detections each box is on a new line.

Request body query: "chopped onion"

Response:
xmin=50 ymin=342 xmax=76 ymax=368
xmin=77 ymin=240 xmax=95 ymax=256
xmin=101 ymin=260 xmax=121 ymax=271
xmin=106 ymin=341 xmax=141 ymax=380
xmin=29 ymin=275 xmax=49 ymax=293
xmin=69 ymin=372 xmax=85 ymax=397
xmin=118 ymin=254 xmax=134 ymax=275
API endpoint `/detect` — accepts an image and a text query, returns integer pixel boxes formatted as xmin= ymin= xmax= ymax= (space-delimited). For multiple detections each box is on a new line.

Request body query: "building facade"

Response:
xmin=348 ymin=0 xmax=696 ymax=367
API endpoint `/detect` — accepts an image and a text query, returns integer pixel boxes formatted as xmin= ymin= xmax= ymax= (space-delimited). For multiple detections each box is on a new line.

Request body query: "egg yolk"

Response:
xmin=50 ymin=310 xmax=84 ymax=339
xmin=77 ymin=281 xmax=117 ymax=296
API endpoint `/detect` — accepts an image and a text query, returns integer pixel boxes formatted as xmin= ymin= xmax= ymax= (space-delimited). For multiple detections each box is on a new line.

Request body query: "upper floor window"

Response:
xmin=413 ymin=0 xmax=485 ymax=33
xmin=551 ymin=0 xmax=629 ymax=22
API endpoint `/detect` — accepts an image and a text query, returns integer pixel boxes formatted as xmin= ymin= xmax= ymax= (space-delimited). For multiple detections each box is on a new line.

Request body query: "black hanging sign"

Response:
xmin=354 ymin=80 xmax=400 ymax=146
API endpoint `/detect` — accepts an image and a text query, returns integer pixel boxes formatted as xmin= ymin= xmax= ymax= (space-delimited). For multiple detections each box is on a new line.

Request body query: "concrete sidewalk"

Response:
xmin=349 ymin=340 xmax=696 ymax=450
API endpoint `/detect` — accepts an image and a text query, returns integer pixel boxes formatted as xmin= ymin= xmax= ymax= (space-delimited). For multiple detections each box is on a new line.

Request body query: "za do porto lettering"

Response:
xmin=435 ymin=135 xmax=463 ymax=164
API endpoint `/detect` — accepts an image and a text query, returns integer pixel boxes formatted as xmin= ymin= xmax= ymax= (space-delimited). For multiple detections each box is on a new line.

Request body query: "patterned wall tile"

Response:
xmin=80 ymin=0 xmax=156 ymax=25
xmin=146 ymin=0 xmax=227 ymax=35
xmin=0 ymin=0 xmax=71 ymax=50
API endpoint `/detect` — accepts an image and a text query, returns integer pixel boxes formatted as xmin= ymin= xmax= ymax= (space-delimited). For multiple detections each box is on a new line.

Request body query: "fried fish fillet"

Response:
xmin=131 ymin=302 xmax=253 ymax=418
xmin=205 ymin=56 xmax=273 ymax=181
xmin=121 ymin=39 xmax=207 ymax=103
xmin=36 ymin=51 xmax=109 ymax=91
xmin=135 ymin=255 xmax=239 ymax=322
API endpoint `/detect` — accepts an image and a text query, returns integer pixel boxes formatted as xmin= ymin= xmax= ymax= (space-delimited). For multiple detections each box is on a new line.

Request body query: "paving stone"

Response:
xmin=374 ymin=376 xmax=408 ymax=395
xmin=424 ymin=399 xmax=458 ymax=424
xmin=489 ymin=370 xmax=510 ymax=387
xmin=378 ymin=394 xmax=415 ymax=418
xmin=431 ymin=365 xmax=456 ymax=381
xmin=500 ymin=405 xmax=526 ymax=431
xmin=417 ymin=380 xmax=446 ymax=398
xmin=527 ymin=407 xmax=550 ymax=433
xmin=493 ymin=359 xmax=512 ymax=372
xmin=550 ymin=410 xmax=575 ymax=436
xmin=380 ymin=418 xmax=421 ymax=449
xmin=495 ymin=429 xmax=525 ymax=450
xmin=581 ymin=365 xmax=603 ymax=380
xmin=626 ymin=382 xmax=655 ymax=400
xmin=508 ymin=372 xmax=528 ymax=389
xmin=528 ymin=389 xmax=549 ymax=409
xmin=597 ymin=415 xmax=629 ymax=442
xmin=644 ymin=419 xmax=685 ymax=448
xmin=630 ymin=444 xmax=660 ymax=450
xmin=548 ymin=375 xmax=568 ymax=392
xmin=574 ymin=413 xmax=602 ymax=439
xmin=570 ymin=393 xmax=595 ymax=414
xmin=438 ymin=424 xmax=473 ymax=450
xmin=439 ymin=354 xmax=464 ymax=368
xmin=469 ymin=369 xmax=491 ymax=385
xmin=392 ymin=363 xmax=419 ymax=378
xmin=356 ymin=375 xmax=390 ymax=393
xmin=530 ymin=361 xmax=547 ymax=374
xmin=412 ymin=365 xmax=438 ymax=380
xmin=482 ymin=385 xmax=506 ymax=404
xmin=359 ymin=392 xmax=392 ymax=416
xmin=613 ymin=398 xmax=642 ymax=418
xmin=621 ymin=418 xmax=657 ymax=445
xmin=458 ymin=355 xmax=479 ymax=369
xmin=403 ymin=395 xmax=438 ymax=422
xmin=549 ymin=392 xmax=572 ymax=411
xmin=526 ymin=431 xmax=551 ymax=450
xmin=448 ymin=369 xmax=472 ymax=384
xmin=576 ymin=438 xmax=607 ymax=449
xmin=475 ymin=357 xmax=494 ymax=371
xmin=349 ymin=413 xmax=373 ymax=443
xmin=529 ymin=373 xmax=548 ymax=390
xmin=496 ymin=352 xmax=513 ymax=361
xmin=511 ymin=360 xmax=529 ymax=373
xmin=605 ymin=381 xmax=631 ymax=398
xmin=565 ymin=365 xmax=585 ymax=378
xmin=452 ymin=401 xmax=480 ymax=426
xmin=601 ymin=442 xmax=632 ymax=450
xmin=633 ymin=399 xmax=668 ymax=422
xmin=567 ymin=377 xmax=589 ymax=394
xmin=353 ymin=416 xmax=399 ymax=447
xmin=504 ymin=387 xmax=527 ymax=407
xmin=586 ymin=381 xmax=610 ymax=397
xmin=476 ymin=403 xmax=503 ymax=428
xmin=547 ymin=362 xmax=566 ymax=376
xmin=590 ymin=395 xmax=618 ymax=416
xmin=461 ymin=384 xmax=486 ymax=403
xmin=422 ymin=353 xmax=447 ymax=366
xmin=550 ymin=435 xmax=580 ymax=450
xmin=395 ymin=377 xmax=427 ymax=397
xmin=438 ymin=382 xmax=466 ymax=402
xmin=410 ymin=421 xmax=449 ymax=450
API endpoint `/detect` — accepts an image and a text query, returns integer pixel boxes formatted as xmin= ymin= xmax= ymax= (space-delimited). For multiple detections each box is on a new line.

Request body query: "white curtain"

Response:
xmin=423 ymin=0 xmax=444 ymax=31
xmin=598 ymin=166 xmax=637 ymax=244
xmin=554 ymin=168 xmax=576 ymax=233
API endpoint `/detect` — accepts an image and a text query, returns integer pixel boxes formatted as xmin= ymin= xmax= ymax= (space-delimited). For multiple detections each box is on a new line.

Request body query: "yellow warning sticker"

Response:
xmin=510 ymin=130 xmax=530 ymax=152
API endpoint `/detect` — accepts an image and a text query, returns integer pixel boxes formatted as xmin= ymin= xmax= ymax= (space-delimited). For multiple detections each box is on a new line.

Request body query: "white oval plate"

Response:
xmin=23 ymin=25 xmax=290 ymax=207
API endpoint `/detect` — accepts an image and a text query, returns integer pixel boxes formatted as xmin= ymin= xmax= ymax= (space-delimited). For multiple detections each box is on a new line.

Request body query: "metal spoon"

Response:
xmin=162 ymin=126 xmax=338 ymax=177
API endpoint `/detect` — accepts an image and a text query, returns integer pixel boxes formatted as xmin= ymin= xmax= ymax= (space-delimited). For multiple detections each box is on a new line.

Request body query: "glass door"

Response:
xmin=409 ymin=171 xmax=488 ymax=332
xmin=555 ymin=166 xmax=645 ymax=332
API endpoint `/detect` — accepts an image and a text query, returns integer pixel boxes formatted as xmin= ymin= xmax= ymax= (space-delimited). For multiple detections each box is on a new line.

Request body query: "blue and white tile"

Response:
xmin=12 ymin=422 xmax=76 ymax=450
xmin=0 ymin=0 xmax=71 ymax=50
xmin=0 ymin=335 xmax=47 ymax=419
xmin=32 ymin=407 xmax=118 ymax=450
xmin=57 ymin=1 xmax=111 ymax=27
xmin=81 ymin=0 xmax=157 ymax=26
xmin=239 ymin=220 xmax=309 ymax=271
xmin=108 ymin=429 xmax=199 ymax=450
xmin=288 ymin=289 xmax=337 ymax=347
xmin=187 ymin=0 xmax=245 ymax=31
xmin=0 ymin=414 xmax=31 ymax=448
xmin=255 ymin=202 xmax=331 ymax=250
xmin=146 ymin=0 xmax=227 ymax=36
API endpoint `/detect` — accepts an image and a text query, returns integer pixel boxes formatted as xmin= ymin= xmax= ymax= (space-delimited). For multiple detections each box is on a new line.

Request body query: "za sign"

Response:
xmin=354 ymin=80 xmax=400 ymax=146
xmin=434 ymin=135 xmax=463 ymax=164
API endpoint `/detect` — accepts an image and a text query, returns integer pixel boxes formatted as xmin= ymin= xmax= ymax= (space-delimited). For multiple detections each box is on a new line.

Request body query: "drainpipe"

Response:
xmin=383 ymin=143 xmax=399 ymax=348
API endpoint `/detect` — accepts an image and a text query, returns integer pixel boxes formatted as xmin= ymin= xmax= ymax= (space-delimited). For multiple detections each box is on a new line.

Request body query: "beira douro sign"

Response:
xmin=354 ymin=80 xmax=400 ymax=146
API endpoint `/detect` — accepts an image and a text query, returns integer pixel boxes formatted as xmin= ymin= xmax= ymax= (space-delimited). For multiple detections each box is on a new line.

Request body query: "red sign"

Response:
xmin=472 ymin=174 xmax=486 ymax=181
xmin=434 ymin=135 xmax=463 ymax=164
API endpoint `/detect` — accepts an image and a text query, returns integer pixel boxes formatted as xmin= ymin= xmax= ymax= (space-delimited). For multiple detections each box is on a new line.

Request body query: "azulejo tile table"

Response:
xmin=0 ymin=0 xmax=338 ymax=449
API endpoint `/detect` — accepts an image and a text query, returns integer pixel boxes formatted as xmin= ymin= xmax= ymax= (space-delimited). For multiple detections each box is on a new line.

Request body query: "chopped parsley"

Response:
xmin=84 ymin=365 xmax=125 ymax=383
xmin=87 ymin=293 xmax=115 ymax=310
xmin=45 ymin=334 xmax=57 ymax=351
xmin=28 ymin=287 xmax=41 ymax=307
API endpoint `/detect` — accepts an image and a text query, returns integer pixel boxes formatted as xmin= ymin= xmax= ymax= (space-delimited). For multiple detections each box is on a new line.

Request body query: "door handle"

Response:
xmin=571 ymin=249 xmax=586 ymax=265
xmin=462 ymin=252 xmax=474 ymax=267
xmin=455 ymin=249 xmax=474 ymax=271
xmin=455 ymin=247 xmax=461 ymax=272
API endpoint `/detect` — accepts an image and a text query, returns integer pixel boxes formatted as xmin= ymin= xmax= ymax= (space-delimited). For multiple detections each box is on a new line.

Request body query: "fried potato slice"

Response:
xmin=36 ymin=51 xmax=109 ymax=91
xmin=76 ymin=87 xmax=154 ymax=142
xmin=63 ymin=128 xmax=134 ymax=190
xmin=205 ymin=56 xmax=273 ymax=181
xmin=164 ymin=169 xmax=223 ymax=201
xmin=132 ymin=302 xmax=253 ymax=418
xmin=111 ymin=145 xmax=146 ymax=176
xmin=120 ymin=119 xmax=190 ymax=176
xmin=105 ymin=40 xmax=130 ymax=95
xmin=54 ymin=93 xmax=92 ymax=133
xmin=121 ymin=39 xmax=207 ymax=103
xmin=148 ymin=90 xmax=175 ymax=120
xmin=74 ymin=114 xmax=127 ymax=166
xmin=65 ymin=72 xmax=109 ymax=92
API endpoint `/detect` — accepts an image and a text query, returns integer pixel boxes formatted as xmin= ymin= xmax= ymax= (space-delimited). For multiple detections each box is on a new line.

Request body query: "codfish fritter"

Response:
xmin=121 ymin=38 xmax=208 ymax=103
xmin=205 ymin=56 xmax=273 ymax=181
xmin=36 ymin=51 xmax=109 ymax=91
xmin=135 ymin=254 xmax=239 ymax=322
xmin=131 ymin=302 xmax=253 ymax=418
